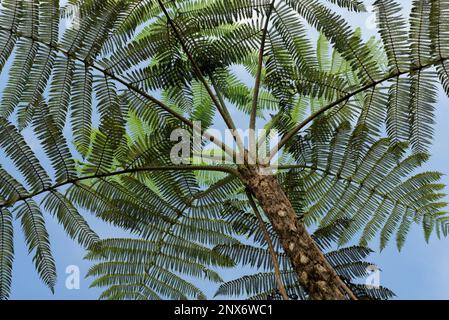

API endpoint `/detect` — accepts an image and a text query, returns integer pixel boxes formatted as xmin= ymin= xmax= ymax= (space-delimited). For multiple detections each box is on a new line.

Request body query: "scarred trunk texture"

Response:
xmin=240 ymin=165 xmax=354 ymax=300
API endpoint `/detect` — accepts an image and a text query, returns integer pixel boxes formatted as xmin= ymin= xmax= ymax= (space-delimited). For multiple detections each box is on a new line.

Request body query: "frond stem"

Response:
xmin=269 ymin=54 xmax=449 ymax=161
xmin=0 ymin=165 xmax=241 ymax=209
xmin=250 ymin=1 xmax=274 ymax=136
xmin=156 ymin=0 xmax=246 ymax=155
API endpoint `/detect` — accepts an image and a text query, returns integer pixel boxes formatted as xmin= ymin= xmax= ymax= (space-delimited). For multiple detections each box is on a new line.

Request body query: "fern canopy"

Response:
xmin=0 ymin=0 xmax=448 ymax=299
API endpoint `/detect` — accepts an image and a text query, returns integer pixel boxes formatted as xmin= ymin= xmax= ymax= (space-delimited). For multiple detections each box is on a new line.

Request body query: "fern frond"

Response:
xmin=42 ymin=191 xmax=100 ymax=250
xmin=15 ymin=200 xmax=56 ymax=291
xmin=0 ymin=208 xmax=14 ymax=300
xmin=0 ymin=117 xmax=51 ymax=192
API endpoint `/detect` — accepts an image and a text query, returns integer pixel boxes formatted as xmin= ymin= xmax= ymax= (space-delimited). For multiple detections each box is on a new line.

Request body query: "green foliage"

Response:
xmin=79 ymin=136 xmax=242 ymax=299
xmin=0 ymin=0 xmax=448 ymax=300
xmin=282 ymin=122 xmax=447 ymax=250
xmin=16 ymin=199 xmax=56 ymax=291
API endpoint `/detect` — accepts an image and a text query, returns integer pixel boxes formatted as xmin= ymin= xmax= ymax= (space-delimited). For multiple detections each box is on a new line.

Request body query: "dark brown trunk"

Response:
xmin=239 ymin=165 xmax=356 ymax=300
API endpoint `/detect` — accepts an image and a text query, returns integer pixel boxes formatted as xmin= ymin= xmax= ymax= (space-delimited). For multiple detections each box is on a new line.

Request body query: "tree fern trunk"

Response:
xmin=240 ymin=165 xmax=355 ymax=300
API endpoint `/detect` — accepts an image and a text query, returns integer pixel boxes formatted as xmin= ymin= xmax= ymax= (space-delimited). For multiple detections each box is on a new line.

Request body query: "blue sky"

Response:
xmin=5 ymin=0 xmax=449 ymax=300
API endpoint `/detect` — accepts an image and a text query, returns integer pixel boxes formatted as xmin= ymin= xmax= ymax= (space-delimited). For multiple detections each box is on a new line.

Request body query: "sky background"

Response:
xmin=4 ymin=0 xmax=449 ymax=300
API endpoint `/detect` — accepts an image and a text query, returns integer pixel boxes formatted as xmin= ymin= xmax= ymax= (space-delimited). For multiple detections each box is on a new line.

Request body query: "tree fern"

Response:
xmin=84 ymin=118 xmax=444 ymax=299
xmin=0 ymin=0 xmax=448 ymax=300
